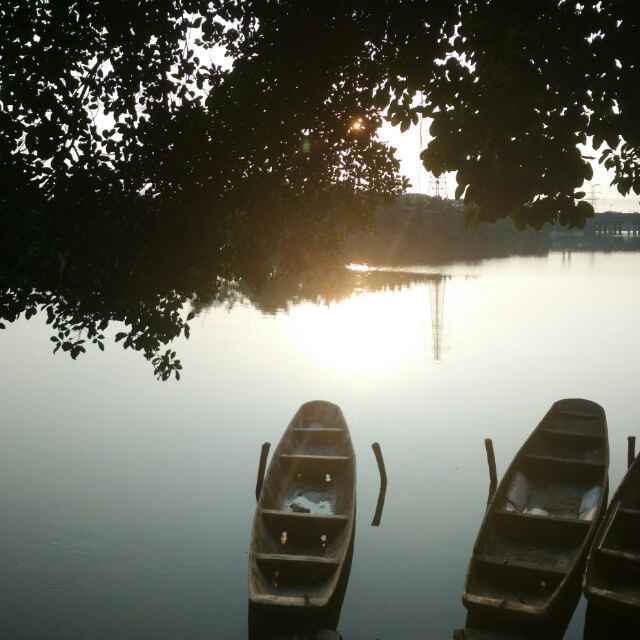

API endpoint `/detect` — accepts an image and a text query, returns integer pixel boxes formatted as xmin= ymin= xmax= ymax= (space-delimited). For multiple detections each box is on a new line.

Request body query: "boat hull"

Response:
xmin=584 ymin=449 xmax=640 ymax=621
xmin=463 ymin=398 xmax=610 ymax=627
xmin=248 ymin=401 xmax=356 ymax=615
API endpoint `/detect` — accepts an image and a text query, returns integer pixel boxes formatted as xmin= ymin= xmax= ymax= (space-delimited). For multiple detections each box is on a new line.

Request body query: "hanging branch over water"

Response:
xmin=2 ymin=1 xmax=639 ymax=377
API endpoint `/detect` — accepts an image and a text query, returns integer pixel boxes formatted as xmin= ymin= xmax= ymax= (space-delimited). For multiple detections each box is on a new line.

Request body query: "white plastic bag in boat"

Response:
xmin=505 ymin=471 xmax=528 ymax=512
xmin=579 ymin=486 xmax=601 ymax=520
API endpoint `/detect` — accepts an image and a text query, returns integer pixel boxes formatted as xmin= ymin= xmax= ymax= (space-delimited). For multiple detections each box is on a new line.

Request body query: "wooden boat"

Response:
xmin=249 ymin=401 xmax=356 ymax=610
xmin=463 ymin=398 xmax=609 ymax=625
xmin=584 ymin=444 xmax=640 ymax=617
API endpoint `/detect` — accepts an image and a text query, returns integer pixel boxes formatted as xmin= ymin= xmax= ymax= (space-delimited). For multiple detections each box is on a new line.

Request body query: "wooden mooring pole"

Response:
xmin=628 ymin=436 xmax=636 ymax=470
xmin=255 ymin=442 xmax=271 ymax=501
xmin=485 ymin=438 xmax=498 ymax=505
xmin=371 ymin=442 xmax=388 ymax=527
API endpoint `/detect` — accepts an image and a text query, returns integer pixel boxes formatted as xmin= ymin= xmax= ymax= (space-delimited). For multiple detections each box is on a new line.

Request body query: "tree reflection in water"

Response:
xmin=1 ymin=264 xmax=445 ymax=380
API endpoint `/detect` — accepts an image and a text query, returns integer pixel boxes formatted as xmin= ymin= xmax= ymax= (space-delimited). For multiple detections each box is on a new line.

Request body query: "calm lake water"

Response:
xmin=3 ymin=251 xmax=640 ymax=639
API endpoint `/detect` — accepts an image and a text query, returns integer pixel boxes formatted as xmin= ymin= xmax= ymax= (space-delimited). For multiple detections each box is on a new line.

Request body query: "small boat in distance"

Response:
xmin=249 ymin=401 xmax=356 ymax=610
xmin=584 ymin=443 xmax=640 ymax=618
xmin=463 ymin=398 xmax=609 ymax=626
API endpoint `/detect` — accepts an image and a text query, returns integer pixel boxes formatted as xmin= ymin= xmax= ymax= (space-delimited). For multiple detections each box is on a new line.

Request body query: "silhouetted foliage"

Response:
xmin=0 ymin=1 xmax=405 ymax=376
xmin=216 ymin=1 xmax=640 ymax=227
xmin=2 ymin=1 xmax=638 ymax=375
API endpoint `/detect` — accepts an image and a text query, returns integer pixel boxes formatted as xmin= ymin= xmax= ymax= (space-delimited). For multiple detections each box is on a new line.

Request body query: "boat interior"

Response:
xmin=251 ymin=401 xmax=355 ymax=601
xmin=588 ymin=455 xmax=640 ymax=608
xmin=467 ymin=400 xmax=608 ymax=611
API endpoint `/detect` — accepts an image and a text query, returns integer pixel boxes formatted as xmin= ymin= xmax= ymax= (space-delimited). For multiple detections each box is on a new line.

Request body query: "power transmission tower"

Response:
xmin=440 ymin=174 xmax=449 ymax=200
xmin=429 ymin=276 xmax=445 ymax=362
xmin=429 ymin=174 xmax=449 ymax=199
xmin=430 ymin=175 xmax=439 ymax=198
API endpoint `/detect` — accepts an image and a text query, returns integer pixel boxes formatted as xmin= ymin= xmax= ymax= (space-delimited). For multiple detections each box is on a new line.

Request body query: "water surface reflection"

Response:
xmin=2 ymin=252 xmax=640 ymax=638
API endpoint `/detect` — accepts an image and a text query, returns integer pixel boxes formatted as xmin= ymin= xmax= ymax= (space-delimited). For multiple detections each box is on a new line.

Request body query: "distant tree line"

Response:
xmin=347 ymin=195 xmax=551 ymax=265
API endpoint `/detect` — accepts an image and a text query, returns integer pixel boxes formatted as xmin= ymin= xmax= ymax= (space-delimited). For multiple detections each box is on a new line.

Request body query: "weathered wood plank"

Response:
xmin=255 ymin=552 xmax=338 ymax=567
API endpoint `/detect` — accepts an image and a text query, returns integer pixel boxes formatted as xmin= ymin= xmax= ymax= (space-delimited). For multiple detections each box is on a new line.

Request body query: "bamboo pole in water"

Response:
xmin=255 ymin=442 xmax=271 ymax=501
xmin=371 ymin=442 xmax=387 ymax=527
xmin=485 ymin=438 xmax=498 ymax=505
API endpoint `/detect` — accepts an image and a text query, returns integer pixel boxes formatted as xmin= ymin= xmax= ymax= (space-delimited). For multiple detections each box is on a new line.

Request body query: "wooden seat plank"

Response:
xmin=539 ymin=427 xmax=603 ymax=440
xmin=474 ymin=553 xmax=568 ymax=577
xmin=589 ymin=586 xmax=640 ymax=608
xmin=555 ymin=410 xmax=600 ymax=419
xmin=255 ymin=552 xmax=338 ymax=567
xmin=495 ymin=509 xmax=590 ymax=528
xmin=280 ymin=453 xmax=350 ymax=463
xmin=599 ymin=547 xmax=640 ymax=565
xmin=463 ymin=593 xmax=541 ymax=615
xmin=261 ymin=508 xmax=348 ymax=523
xmin=524 ymin=453 xmax=604 ymax=469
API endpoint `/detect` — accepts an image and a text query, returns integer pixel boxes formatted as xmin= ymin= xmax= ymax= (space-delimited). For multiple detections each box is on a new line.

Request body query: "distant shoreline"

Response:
xmin=346 ymin=195 xmax=640 ymax=266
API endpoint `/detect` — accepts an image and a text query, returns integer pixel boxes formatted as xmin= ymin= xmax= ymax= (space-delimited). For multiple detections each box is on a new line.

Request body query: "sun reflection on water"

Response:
xmin=279 ymin=272 xmax=475 ymax=375
xmin=283 ymin=287 xmax=432 ymax=377
xmin=345 ymin=262 xmax=372 ymax=272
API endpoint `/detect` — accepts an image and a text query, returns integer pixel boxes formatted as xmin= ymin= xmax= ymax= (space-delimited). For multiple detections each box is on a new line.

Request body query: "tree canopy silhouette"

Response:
xmin=1 ymin=1 xmax=638 ymax=376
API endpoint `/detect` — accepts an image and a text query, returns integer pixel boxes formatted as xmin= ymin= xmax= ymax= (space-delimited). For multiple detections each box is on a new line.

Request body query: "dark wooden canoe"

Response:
xmin=584 ymin=445 xmax=640 ymax=616
xmin=463 ymin=398 xmax=609 ymax=625
xmin=249 ymin=401 xmax=356 ymax=610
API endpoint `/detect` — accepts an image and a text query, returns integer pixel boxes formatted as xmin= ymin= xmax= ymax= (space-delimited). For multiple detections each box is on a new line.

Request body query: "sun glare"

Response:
xmin=346 ymin=263 xmax=372 ymax=272
xmin=283 ymin=288 xmax=428 ymax=378
xmin=279 ymin=275 xmax=474 ymax=376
